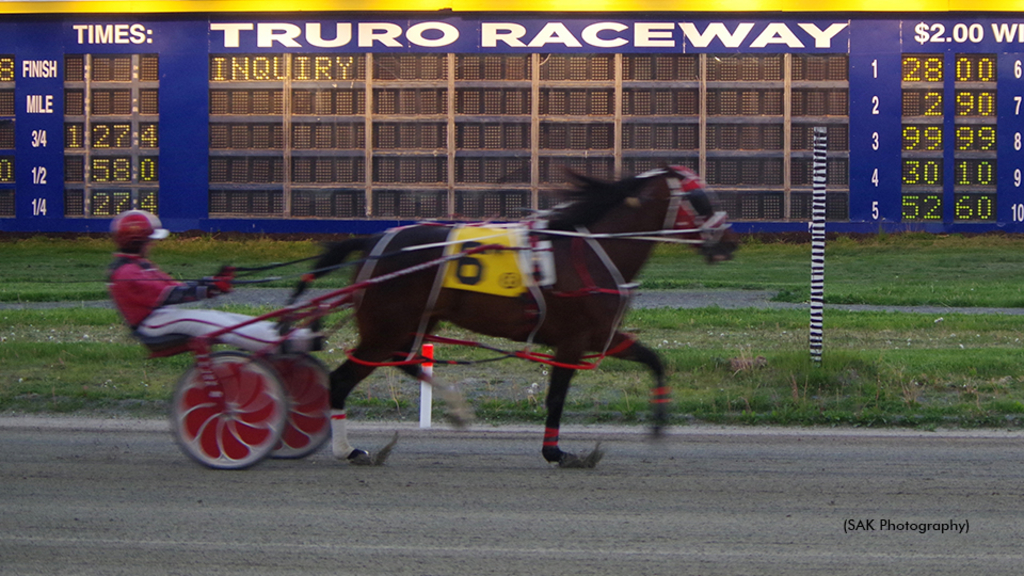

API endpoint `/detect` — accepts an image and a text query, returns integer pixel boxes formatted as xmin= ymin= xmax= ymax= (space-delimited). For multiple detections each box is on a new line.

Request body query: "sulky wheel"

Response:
xmin=268 ymin=354 xmax=330 ymax=459
xmin=171 ymin=351 xmax=288 ymax=470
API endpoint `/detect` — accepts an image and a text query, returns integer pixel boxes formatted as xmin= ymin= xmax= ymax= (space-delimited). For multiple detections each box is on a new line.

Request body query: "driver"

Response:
xmin=107 ymin=209 xmax=317 ymax=353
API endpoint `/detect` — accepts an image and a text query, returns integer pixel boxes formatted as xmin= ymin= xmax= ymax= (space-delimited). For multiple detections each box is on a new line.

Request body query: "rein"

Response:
xmin=232 ymin=255 xmax=320 ymax=274
xmin=224 ymin=255 xmax=324 ymax=285
xmin=108 ymin=253 xmax=360 ymax=286
xmin=532 ymin=215 xmax=729 ymax=244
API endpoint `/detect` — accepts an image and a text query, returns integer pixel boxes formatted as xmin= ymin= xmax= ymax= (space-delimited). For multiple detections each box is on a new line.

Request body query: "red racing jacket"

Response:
xmin=107 ymin=253 xmax=212 ymax=328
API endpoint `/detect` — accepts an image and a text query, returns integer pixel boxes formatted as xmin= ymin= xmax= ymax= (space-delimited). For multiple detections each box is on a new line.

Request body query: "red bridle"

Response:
xmin=635 ymin=165 xmax=731 ymax=245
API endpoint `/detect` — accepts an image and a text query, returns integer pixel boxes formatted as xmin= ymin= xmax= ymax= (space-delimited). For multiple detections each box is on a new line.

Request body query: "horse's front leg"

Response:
xmin=542 ymin=365 xmax=605 ymax=468
xmin=541 ymin=365 xmax=575 ymax=464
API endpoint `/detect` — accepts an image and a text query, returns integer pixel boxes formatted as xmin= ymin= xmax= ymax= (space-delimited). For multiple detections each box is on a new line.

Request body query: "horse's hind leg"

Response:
xmin=396 ymin=363 xmax=474 ymax=428
xmin=328 ymin=304 xmax=436 ymax=463
xmin=608 ymin=334 xmax=669 ymax=436
xmin=327 ymin=359 xmax=378 ymax=462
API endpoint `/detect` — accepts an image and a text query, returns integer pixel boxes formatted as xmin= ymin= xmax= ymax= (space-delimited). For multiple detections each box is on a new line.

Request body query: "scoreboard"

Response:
xmin=900 ymin=52 xmax=1002 ymax=221
xmin=1 ymin=9 xmax=1024 ymax=234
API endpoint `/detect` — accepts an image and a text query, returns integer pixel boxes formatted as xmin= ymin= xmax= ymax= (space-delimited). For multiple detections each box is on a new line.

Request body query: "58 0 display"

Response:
xmin=0 ymin=14 xmax=1023 ymax=235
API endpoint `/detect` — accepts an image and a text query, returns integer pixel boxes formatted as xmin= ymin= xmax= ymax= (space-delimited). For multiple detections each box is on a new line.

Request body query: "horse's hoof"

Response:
xmin=347 ymin=449 xmax=373 ymax=466
xmin=557 ymin=443 xmax=604 ymax=469
xmin=370 ymin=432 xmax=399 ymax=466
xmin=557 ymin=452 xmax=581 ymax=467
xmin=447 ymin=409 xmax=475 ymax=429
xmin=582 ymin=443 xmax=605 ymax=467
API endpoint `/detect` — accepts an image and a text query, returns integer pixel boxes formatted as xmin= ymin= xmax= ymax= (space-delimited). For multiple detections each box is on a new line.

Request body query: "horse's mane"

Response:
xmin=543 ymin=171 xmax=650 ymax=231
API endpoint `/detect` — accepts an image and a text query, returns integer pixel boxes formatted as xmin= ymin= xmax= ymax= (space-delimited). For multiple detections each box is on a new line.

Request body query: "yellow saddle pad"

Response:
xmin=443 ymin=225 xmax=528 ymax=297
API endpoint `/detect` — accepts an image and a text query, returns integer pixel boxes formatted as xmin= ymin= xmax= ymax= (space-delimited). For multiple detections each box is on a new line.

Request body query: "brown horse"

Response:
xmin=293 ymin=166 xmax=739 ymax=467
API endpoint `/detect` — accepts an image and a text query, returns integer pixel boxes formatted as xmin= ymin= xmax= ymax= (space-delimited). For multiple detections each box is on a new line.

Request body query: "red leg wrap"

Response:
xmin=543 ymin=427 xmax=559 ymax=447
xmin=651 ymin=386 xmax=671 ymax=404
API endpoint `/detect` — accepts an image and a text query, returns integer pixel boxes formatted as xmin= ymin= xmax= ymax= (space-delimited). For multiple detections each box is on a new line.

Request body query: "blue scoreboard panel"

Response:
xmin=1 ymin=10 xmax=1024 ymax=235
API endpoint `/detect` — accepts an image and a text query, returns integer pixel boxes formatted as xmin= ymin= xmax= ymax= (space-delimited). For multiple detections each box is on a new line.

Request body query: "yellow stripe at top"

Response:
xmin=1 ymin=0 xmax=1024 ymax=13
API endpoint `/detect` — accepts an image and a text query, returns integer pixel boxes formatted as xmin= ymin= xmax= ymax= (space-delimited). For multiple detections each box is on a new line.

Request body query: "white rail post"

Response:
xmin=810 ymin=126 xmax=827 ymax=365
xmin=419 ymin=343 xmax=434 ymax=428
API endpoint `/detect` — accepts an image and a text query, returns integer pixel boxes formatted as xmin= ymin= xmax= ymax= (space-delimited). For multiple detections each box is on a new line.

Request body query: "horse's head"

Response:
xmin=656 ymin=165 xmax=739 ymax=264
xmin=549 ymin=166 xmax=738 ymax=264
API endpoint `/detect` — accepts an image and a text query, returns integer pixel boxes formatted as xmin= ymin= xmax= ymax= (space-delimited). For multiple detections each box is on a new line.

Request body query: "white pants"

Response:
xmin=137 ymin=307 xmax=315 ymax=353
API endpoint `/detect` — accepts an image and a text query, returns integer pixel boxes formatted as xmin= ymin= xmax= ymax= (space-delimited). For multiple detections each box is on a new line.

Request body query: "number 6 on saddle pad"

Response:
xmin=442 ymin=224 xmax=554 ymax=298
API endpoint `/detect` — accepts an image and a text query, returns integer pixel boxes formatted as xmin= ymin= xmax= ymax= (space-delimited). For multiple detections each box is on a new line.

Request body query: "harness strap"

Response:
xmin=663 ymin=177 xmax=683 ymax=230
xmin=343 ymin=332 xmax=637 ymax=371
xmin=571 ymin=235 xmax=597 ymax=288
xmin=551 ymin=286 xmax=624 ymax=298
xmin=407 ymin=242 xmax=449 ymax=362
xmin=521 ymin=222 xmax=549 ymax=350
xmin=550 ymin=236 xmax=628 ymax=298
xmin=344 ymin=349 xmax=424 ymax=367
xmin=577 ymin=227 xmax=634 ymax=360
xmin=512 ymin=335 xmax=635 ymax=370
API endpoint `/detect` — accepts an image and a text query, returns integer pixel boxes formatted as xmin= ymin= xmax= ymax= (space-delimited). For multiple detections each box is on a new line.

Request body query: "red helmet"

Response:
xmin=111 ymin=210 xmax=169 ymax=250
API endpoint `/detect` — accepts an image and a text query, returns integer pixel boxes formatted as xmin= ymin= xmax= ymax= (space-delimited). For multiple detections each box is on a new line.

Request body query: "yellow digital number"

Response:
xmin=0 ymin=56 xmax=13 ymax=82
xmin=92 ymin=192 xmax=111 ymax=216
xmin=0 ymin=156 xmax=13 ymax=182
xmin=113 ymin=191 xmax=131 ymax=214
xmin=925 ymin=91 xmax=943 ymax=116
xmin=92 ymin=124 xmax=110 ymax=148
xmin=65 ymin=123 xmax=84 ymax=149
xmin=903 ymin=55 xmax=943 ymax=82
xmin=903 ymin=125 xmax=943 ymax=151
xmin=955 ymin=55 xmax=996 ymax=82
xmin=91 ymin=157 xmax=132 ymax=182
xmin=955 ymin=194 xmax=994 ymax=220
xmin=978 ymin=125 xmax=997 ymax=150
xmin=956 ymin=160 xmax=995 ymax=186
xmin=956 ymin=91 xmax=996 ymax=116
xmin=956 ymin=125 xmax=997 ymax=151
xmin=113 ymin=124 xmax=131 ymax=148
xmin=139 ymin=157 xmax=158 ymax=182
xmin=140 ymin=123 xmax=158 ymax=148
xmin=903 ymin=159 xmax=943 ymax=186
xmin=902 ymin=194 xmax=943 ymax=221
xmin=139 ymin=191 xmax=158 ymax=213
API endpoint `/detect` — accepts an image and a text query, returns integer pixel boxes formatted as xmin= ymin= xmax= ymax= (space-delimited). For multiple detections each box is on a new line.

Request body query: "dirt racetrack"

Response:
xmin=2 ymin=419 xmax=1023 ymax=576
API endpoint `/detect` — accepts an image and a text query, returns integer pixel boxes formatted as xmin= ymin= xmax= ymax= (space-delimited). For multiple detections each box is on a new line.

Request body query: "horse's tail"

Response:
xmin=289 ymin=236 xmax=375 ymax=303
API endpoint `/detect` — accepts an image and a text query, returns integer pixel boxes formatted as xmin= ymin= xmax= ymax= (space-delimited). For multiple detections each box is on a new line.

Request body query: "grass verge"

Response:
xmin=3 ymin=303 xmax=1024 ymax=428
xmin=8 ymin=232 xmax=1024 ymax=306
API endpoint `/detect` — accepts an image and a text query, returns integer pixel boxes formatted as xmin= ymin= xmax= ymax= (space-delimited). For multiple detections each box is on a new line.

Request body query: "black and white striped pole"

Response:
xmin=809 ymin=127 xmax=827 ymax=365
